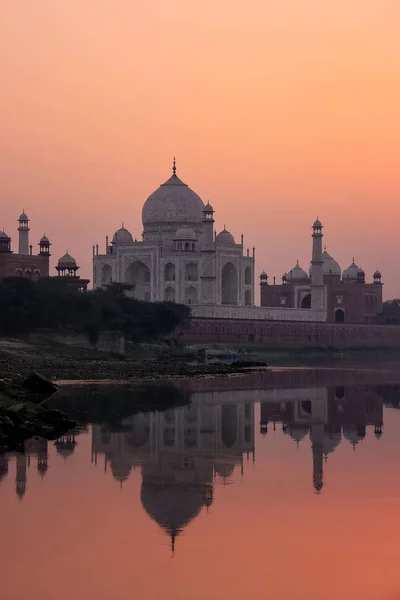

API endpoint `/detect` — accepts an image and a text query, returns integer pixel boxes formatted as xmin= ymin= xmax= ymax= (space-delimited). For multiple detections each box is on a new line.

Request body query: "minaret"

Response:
xmin=310 ymin=424 xmax=324 ymax=494
xmin=200 ymin=202 xmax=217 ymax=305
xmin=18 ymin=210 xmax=30 ymax=255
xmin=310 ymin=218 xmax=325 ymax=311
xmin=16 ymin=453 xmax=27 ymax=500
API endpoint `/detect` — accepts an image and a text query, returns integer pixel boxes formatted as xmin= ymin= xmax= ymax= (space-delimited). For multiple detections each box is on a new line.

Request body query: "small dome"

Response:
xmin=112 ymin=226 xmax=133 ymax=245
xmin=204 ymin=201 xmax=214 ymax=212
xmin=0 ymin=230 xmax=10 ymax=239
xmin=342 ymin=259 xmax=360 ymax=280
xmin=215 ymin=228 xmax=235 ymax=246
xmin=58 ymin=252 xmax=76 ymax=267
xmin=358 ymin=268 xmax=365 ymax=276
xmin=174 ymin=226 xmax=197 ymax=240
xmin=374 ymin=269 xmax=382 ymax=278
xmin=260 ymin=270 xmax=268 ymax=278
xmin=287 ymin=263 xmax=308 ymax=281
xmin=40 ymin=235 xmax=50 ymax=244
xmin=313 ymin=218 xmax=322 ymax=229
xmin=18 ymin=211 xmax=28 ymax=221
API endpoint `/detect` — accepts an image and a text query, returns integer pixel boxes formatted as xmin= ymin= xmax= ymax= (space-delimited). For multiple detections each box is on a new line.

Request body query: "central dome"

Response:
xmin=142 ymin=168 xmax=205 ymax=230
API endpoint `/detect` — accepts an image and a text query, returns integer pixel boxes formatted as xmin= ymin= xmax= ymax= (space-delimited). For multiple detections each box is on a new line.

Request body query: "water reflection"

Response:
xmin=1 ymin=382 xmax=399 ymax=544
xmin=91 ymin=401 xmax=254 ymax=552
xmin=260 ymin=385 xmax=384 ymax=493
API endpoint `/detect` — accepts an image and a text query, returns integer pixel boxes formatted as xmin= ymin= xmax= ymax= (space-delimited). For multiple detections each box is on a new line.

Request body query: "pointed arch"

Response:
xmin=221 ymin=262 xmax=238 ymax=305
xmin=164 ymin=286 xmax=175 ymax=302
xmin=185 ymin=286 xmax=198 ymax=305
xmin=125 ymin=261 xmax=151 ymax=300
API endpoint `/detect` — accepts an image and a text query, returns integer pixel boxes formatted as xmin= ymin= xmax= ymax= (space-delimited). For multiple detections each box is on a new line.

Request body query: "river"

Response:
xmin=1 ymin=368 xmax=400 ymax=600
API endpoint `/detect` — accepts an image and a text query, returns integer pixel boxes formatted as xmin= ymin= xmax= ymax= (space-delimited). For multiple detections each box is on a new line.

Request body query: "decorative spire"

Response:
xmin=172 ymin=156 xmax=176 ymax=176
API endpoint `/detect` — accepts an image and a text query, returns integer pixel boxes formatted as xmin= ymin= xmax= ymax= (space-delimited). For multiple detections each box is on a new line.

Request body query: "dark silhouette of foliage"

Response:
xmin=0 ymin=278 xmax=190 ymax=341
xmin=381 ymin=299 xmax=400 ymax=316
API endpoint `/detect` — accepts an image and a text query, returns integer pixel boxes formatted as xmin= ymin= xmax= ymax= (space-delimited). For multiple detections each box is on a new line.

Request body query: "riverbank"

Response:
xmin=1 ymin=336 xmax=400 ymax=381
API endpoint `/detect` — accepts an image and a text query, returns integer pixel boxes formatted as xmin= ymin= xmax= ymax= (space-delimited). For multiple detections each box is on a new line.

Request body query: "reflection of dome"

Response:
xmin=174 ymin=226 xmax=197 ymax=240
xmin=342 ymin=260 xmax=360 ymax=280
xmin=322 ymin=430 xmax=342 ymax=456
xmin=215 ymin=228 xmax=235 ymax=246
xmin=112 ymin=226 xmax=133 ymax=245
xmin=141 ymin=483 xmax=205 ymax=539
xmin=288 ymin=427 xmax=309 ymax=444
xmin=215 ymin=463 xmax=235 ymax=478
xmin=57 ymin=252 xmax=76 ymax=268
xmin=343 ymin=427 xmax=363 ymax=447
xmin=55 ymin=441 xmax=76 ymax=458
xmin=287 ymin=263 xmax=308 ymax=281
xmin=142 ymin=170 xmax=204 ymax=228
xmin=111 ymin=458 xmax=132 ymax=483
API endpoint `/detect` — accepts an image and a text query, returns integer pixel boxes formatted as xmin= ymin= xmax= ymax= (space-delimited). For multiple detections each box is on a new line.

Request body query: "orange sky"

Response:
xmin=1 ymin=0 xmax=399 ymax=297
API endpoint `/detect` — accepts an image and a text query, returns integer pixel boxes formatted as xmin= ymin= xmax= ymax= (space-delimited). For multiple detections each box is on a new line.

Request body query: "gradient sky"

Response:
xmin=1 ymin=1 xmax=399 ymax=297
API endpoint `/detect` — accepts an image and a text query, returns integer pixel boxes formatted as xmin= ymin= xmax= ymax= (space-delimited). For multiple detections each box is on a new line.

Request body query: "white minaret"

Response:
xmin=18 ymin=210 xmax=30 ymax=255
xmin=200 ymin=202 xmax=217 ymax=304
xmin=310 ymin=218 xmax=325 ymax=311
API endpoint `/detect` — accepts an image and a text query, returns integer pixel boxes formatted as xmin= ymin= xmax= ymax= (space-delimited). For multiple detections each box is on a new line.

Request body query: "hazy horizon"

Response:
xmin=1 ymin=0 xmax=399 ymax=297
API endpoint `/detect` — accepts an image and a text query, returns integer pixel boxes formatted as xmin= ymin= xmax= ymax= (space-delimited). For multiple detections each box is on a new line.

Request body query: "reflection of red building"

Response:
xmin=260 ymin=252 xmax=383 ymax=324
xmin=260 ymin=385 xmax=383 ymax=493
xmin=0 ymin=212 xmax=50 ymax=280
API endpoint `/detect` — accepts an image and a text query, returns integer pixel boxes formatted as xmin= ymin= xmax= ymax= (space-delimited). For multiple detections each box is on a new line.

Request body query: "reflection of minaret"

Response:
xmin=16 ymin=453 xmax=27 ymax=500
xmin=37 ymin=444 xmax=48 ymax=478
xmin=310 ymin=425 xmax=324 ymax=494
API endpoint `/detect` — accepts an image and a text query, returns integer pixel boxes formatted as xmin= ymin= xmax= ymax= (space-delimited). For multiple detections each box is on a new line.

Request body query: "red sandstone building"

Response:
xmin=0 ymin=212 xmax=50 ymax=280
xmin=0 ymin=211 xmax=89 ymax=290
xmin=260 ymin=250 xmax=383 ymax=324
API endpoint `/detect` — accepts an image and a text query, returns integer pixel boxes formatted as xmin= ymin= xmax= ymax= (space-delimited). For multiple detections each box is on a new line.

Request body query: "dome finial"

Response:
xmin=172 ymin=156 xmax=176 ymax=176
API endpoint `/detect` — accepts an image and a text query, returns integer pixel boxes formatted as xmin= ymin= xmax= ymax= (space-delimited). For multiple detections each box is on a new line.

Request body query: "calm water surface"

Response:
xmin=2 ymin=370 xmax=400 ymax=600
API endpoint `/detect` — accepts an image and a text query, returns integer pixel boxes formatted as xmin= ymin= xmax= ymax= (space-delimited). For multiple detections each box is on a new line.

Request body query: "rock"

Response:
xmin=22 ymin=372 xmax=59 ymax=396
xmin=7 ymin=403 xmax=26 ymax=415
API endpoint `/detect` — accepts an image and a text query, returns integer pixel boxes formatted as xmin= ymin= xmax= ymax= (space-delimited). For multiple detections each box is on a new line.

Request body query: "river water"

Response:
xmin=1 ymin=368 xmax=400 ymax=600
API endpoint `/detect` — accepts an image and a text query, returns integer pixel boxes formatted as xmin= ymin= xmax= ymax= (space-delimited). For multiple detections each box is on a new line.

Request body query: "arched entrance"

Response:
xmin=101 ymin=264 xmax=112 ymax=284
xmin=164 ymin=286 xmax=175 ymax=302
xmin=221 ymin=262 xmax=238 ymax=305
xmin=245 ymin=290 xmax=252 ymax=306
xmin=301 ymin=293 xmax=311 ymax=309
xmin=185 ymin=286 xmax=198 ymax=305
xmin=164 ymin=262 xmax=175 ymax=282
xmin=126 ymin=261 xmax=151 ymax=300
xmin=335 ymin=309 xmax=345 ymax=323
xmin=185 ymin=262 xmax=198 ymax=282
xmin=244 ymin=267 xmax=252 ymax=285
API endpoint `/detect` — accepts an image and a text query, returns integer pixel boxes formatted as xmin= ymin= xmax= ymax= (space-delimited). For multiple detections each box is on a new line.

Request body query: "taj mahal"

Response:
xmin=93 ymin=159 xmax=255 ymax=307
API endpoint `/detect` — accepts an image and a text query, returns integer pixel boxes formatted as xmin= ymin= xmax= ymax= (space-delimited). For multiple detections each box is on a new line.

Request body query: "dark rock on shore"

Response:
xmin=23 ymin=372 xmax=59 ymax=397
xmin=0 ymin=374 xmax=75 ymax=452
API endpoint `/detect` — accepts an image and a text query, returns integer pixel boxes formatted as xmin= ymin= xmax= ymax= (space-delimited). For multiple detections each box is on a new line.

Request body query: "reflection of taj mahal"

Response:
xmin=92 ymin=398 xmax=254 ymax=550
xmin=92 ymin=160 xmax=255 ymax=306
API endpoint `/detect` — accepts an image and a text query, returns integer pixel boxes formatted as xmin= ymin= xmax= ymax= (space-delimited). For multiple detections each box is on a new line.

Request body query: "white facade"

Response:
xmin=93 ymin=163 xmax=255 ymax=306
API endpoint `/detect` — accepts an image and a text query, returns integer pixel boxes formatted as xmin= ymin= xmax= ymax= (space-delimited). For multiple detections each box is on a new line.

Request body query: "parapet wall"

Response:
xmin=191 ymin=304 xmax=326 ymax=322
xmin=181 ymin=317 xmax=400 ymax=346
